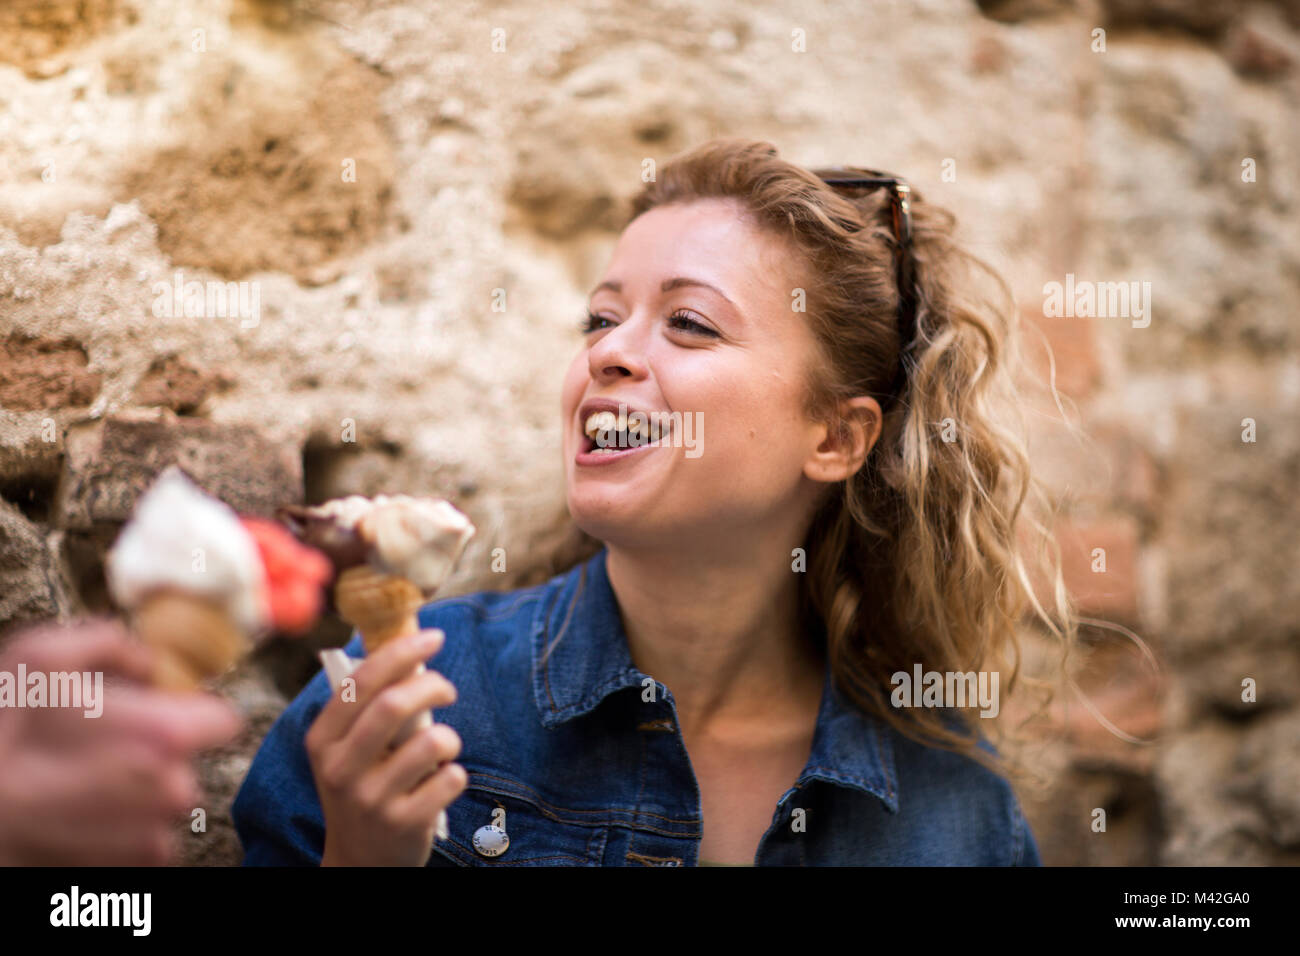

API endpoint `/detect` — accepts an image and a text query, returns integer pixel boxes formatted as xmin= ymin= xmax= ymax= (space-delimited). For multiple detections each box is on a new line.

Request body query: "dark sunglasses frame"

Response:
xmin=813 ymin=168 xmax=919 ymax=410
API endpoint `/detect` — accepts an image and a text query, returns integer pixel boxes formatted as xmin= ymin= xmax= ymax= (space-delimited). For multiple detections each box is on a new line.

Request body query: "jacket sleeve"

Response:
xmin=231 ymin=638 xmax=359 ymax=866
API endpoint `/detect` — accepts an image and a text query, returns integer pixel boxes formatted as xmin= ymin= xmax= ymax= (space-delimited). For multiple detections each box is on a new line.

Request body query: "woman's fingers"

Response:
xmin=393 ymin=761 xmax=469 ymax=827
xmin=374 ymin=723 xmax=462 ymax=797
xmin=306 ymin=628 xmax=468 ymax=866
xmin=335 ymin=669 xmax=458 ymax=776
xmin=309 ymin=629 xmax=445 ymax=747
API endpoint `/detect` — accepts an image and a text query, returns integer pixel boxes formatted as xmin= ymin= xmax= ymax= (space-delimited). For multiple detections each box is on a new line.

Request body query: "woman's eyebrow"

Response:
xmin=588 ymin=277 xmax=737 ymax=309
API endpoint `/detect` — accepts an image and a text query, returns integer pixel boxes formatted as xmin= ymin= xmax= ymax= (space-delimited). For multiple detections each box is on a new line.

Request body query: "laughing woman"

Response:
xmin=233 ymin=138 xmax=1075 ymax=866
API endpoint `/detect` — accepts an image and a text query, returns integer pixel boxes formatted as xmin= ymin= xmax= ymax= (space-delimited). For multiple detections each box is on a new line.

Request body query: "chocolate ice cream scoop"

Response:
xmin=278 ymin=500 xmax=371 ymax=572
xmin=278 ymin=494 xmax=475 ymax=596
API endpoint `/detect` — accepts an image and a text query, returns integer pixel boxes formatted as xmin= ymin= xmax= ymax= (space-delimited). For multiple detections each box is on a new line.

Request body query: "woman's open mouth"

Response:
xmin=576 ymin=408 xmax=674 ymax=466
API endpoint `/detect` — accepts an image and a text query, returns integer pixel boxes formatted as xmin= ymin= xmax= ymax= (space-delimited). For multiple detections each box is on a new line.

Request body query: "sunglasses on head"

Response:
xmin=812 ymin=168 xmax=919 ymax=410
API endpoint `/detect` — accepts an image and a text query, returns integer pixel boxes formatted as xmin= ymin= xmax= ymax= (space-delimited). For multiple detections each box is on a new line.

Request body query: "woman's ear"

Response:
xmin=803 ymin=396 xmax=883 ymax=484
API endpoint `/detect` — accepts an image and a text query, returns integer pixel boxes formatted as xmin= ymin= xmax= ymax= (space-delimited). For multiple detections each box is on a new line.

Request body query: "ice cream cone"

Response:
xmin=331 ymin=564 xmax=450 ymax=842
xmin=287 ymin=494 xmax=473 ymax=852
xmin=334 ymin=564 xmax=423 ymax=652
xmin=133 ymin=590 xmax=252 ymax=691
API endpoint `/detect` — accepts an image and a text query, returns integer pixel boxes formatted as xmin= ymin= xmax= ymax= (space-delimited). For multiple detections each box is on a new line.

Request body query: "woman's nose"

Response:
xmin=587 ymin=321 xmax=648 ymax=381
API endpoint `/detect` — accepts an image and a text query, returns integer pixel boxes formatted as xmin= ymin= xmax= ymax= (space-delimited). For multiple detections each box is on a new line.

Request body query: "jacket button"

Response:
xmin=473 ymin=825 xmax=510 ymax=858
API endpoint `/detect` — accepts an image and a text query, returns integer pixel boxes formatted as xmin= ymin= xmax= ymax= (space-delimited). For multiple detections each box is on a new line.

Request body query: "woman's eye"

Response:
xmin=581 ymin=311 xmax=717 ymax=337
xmin=668 ymin=310 xmax=718 ymax=337
xmin=580 ymin=312 xmax=614 ymax=334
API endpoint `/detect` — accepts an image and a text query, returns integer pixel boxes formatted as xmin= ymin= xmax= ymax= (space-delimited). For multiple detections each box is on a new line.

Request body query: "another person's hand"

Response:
xmin=0 ymin=618 xmax=242 ymax=865
xmin=308 ymin=629 xmax=467 ymax=866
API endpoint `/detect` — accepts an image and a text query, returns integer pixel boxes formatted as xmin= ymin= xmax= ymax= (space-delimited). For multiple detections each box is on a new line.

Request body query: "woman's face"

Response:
xmin=561 ymin=197 xmax=834 ymax=552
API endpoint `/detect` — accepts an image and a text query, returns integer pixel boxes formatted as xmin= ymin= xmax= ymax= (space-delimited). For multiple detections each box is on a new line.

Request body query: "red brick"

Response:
xmin=53 ymin=409 xmax=303 ymax=529
xmin=1019 ymin=303 xmax=1100 ymax=401
xmin=0 ymin=334 xmax=101 ymax=410
xmin=1063 ymin=641 xmax=1163 ymax=761
xmin=1054 ymin=515 xmax=1141 ymax=623
xmin=131 ymin=355 xmax=231 ymax=415
xmin=998 ymin=638 xmax=1163 ymax=772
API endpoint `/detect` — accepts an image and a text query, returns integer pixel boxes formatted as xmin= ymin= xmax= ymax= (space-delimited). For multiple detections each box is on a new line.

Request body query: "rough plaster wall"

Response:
xmin=1 ymin=0 xmax=1297 ymax=865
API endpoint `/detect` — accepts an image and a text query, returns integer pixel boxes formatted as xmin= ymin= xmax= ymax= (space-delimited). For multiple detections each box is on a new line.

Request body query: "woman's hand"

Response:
xmin=0 ymin=618 xmax=242 ymax=866
xmin=308 ymin=628 xmax=467 ymax=866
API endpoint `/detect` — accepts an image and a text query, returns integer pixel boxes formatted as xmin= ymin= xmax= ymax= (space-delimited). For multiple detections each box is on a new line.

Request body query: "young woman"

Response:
xmin=233 ymin=138 xmax=1075 ymax=866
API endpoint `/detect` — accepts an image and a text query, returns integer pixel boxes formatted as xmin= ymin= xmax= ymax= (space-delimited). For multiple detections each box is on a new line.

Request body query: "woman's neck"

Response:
xmin=605 ymin=539 xmax=825 ymax=737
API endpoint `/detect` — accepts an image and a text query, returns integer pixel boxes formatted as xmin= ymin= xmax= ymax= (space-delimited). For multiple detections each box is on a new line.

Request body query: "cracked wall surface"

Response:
xmin=1 ymin=0 xmax=1297 ymax=865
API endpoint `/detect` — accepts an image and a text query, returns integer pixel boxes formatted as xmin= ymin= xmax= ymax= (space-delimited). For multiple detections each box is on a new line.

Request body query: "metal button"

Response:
xmin=473 ymin=824 xmax=509 ymax=858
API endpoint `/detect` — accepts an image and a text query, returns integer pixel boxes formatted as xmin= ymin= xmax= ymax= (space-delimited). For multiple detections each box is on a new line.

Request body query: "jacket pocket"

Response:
xmin=428 ymin=775 xmax=609 ymax=866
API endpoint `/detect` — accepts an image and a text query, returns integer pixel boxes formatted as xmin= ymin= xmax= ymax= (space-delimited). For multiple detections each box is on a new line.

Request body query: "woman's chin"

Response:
xmin=568 ymin=500 xmax=636 ymax=536
xmin=568 ymin=495 xmax=669 ymax=548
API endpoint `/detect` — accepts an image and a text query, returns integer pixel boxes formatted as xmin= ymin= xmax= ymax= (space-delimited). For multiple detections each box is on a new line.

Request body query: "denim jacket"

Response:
xmin=232 ymin=548 xmax=1042 ymax=866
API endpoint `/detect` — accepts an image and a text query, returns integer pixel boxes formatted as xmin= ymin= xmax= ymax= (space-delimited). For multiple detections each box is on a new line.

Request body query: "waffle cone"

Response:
xmin=335 ymin=565 xmax=423 ymax=653
xmin=133 ymin=590 xmax=251 ymax=691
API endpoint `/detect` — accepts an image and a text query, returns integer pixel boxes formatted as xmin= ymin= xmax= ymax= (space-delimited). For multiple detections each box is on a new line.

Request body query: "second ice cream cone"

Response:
xmin=334 ymin=565 xmax=423 ymax=651
xmin=133 ymin=590 xmax=251 ymax=691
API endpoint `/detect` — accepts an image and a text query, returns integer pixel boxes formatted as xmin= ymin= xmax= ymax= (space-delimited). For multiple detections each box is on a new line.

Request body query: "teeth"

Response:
xmin=584 ymin=411 xmax=618 ymax=440
xmin=582 ymin=408 xmax=667 ymax=450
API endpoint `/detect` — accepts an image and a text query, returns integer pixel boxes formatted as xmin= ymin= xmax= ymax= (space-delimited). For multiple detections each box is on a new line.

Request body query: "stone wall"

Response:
xmin=1 ymin=0 xmax=1296 ymax=865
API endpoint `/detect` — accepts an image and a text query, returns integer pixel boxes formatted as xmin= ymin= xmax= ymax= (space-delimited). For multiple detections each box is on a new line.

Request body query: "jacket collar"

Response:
xmin=530 ymin=548 xmax=899 ymax=813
